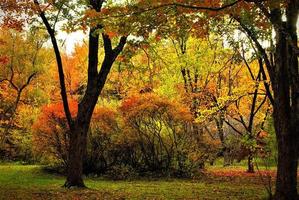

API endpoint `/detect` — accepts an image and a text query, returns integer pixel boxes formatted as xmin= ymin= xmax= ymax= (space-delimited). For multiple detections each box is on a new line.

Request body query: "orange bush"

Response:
xmin=32 ymin=101 xmax=77 ymax=165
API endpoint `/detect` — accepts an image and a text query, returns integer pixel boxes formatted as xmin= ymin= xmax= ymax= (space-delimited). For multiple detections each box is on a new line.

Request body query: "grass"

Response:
xmin=0 ymin=164 xmax=296 ymax=200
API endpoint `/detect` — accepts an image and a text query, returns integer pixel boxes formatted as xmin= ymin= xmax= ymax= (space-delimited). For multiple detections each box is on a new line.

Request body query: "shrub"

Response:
xmin=119 ymin=93 xmax=215 ymax=175
xmin=32 ymin=101 xmax=77 ymax=167
xmin=84 ymin=106 xmax=121 ymax=174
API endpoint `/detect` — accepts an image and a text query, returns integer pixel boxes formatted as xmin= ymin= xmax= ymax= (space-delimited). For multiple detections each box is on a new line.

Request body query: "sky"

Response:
xmin=57 ymin=31 xmax=86 ymax=55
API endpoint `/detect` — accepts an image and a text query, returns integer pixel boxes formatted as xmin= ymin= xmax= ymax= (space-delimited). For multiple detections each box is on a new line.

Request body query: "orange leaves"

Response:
xmin=91 ymin=106 xmax=118 ymax=135
xmin=0 ymin=0 xmax=37 ymax=30
xmin=116 ymin=55 xmax=125 ymax=62
xmin=32 ymin=100 xmax=77 ymax=161
xmin=120 ymin=95 xmax=139 ymax=113
xmin=120 ymin=93 xmax=193 ymax=123
xmin=106 ymin=31 xmax=118 ymax=38
xmin=41 ymin=100 xmax=77 ymax=119
xmin=32 ymin=100 xmax=78 ymax=135
xmin=207 ymin=166 xmax=299 ymax=181
xmin=258 ymin=130 xmax=268 ymax=139
xmin=1 ymin=16 xmax=24 ymax=31
xmin=84 ymin=9 xmax=101 ymax=19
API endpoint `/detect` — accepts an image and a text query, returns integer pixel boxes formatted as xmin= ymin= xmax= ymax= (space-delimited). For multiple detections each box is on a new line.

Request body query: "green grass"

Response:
xmin=0 ymin=164 xmax=281 ymax=200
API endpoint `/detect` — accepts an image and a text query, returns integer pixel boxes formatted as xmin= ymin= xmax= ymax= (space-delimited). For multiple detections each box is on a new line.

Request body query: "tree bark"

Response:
xmin=64 ymin=126 xmax=87 ymax=187
xmin=272 ymin=18 xmax=298 ymax=200
xmin=36 ymin=0 xmax=127 ymax=186
xmin=247 ymin=150 xmax=254 ymax=173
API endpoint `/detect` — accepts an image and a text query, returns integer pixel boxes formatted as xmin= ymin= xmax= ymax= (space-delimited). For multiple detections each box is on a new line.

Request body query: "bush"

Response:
xmin=32 ymin=95 xmax=220 ymax=178
xmin=84 ymin=106 xmax=122 ymax=175
xmin=105 ymin=165 xmax=138 ymax=180
xmin=32 ymin=101 xmax=77 ymax=167
xmin=119 ymin=93 xmax=217 ymax=175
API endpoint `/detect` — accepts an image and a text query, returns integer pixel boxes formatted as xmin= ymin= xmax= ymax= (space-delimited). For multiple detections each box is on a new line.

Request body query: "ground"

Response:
xmin=0 ymin=164 xmax=297 ymax=200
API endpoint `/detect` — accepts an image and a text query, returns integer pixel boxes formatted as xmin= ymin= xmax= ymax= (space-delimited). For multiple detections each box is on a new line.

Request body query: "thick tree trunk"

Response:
xmin=273 ymin=83 xmax=298 ymax=199
xmin=274 ymin=132 xmax=298 ymax=200
xmin=35 ymin=0 xmax=127 ymax=189
xmin=64 ymin=126 xmax=87 ymax=188
xmin=272 ymin=17 xmax=298 ymax=199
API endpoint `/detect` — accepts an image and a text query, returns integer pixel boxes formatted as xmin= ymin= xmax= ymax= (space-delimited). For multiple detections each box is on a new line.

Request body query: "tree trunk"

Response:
xmin=223 ymin=149 xmax=233 ymax=166
xmin=247 ymin=151 xmax=254 ymax=173
xmin=62 ymin=33 xmax=126 ymax=187
xmin=272 ymin=17 xmax=298 ymax=199
xmin=64 ymin=125 xmax=87 ymax=188
xmin=274 ymin=132 xmax=298 ymax=200
xmin=35 ymin=0 xmax=127 ymax=189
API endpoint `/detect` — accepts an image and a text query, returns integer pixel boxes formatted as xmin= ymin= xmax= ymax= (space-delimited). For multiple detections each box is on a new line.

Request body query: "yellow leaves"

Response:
xmin=195 ymin=107 xmax=219 ymax=123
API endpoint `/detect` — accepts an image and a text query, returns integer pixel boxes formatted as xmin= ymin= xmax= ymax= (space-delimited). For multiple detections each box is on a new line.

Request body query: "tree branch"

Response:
xmin=34 ymin=0 xmax=74 ymax=129
xmin=224 ymin=119 xmax=243 ymax=136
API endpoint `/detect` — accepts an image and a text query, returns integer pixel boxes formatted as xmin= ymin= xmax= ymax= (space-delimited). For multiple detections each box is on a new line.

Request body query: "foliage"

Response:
xmin=0 ymin=0 xmax=286 ymax=187
xmin=0 ymin=27 xmax=51 ymax=160
xmin=32 ymin=101 xmax=77 ymax=166
xmin=120 ymin=93 xmax=218 ymax=176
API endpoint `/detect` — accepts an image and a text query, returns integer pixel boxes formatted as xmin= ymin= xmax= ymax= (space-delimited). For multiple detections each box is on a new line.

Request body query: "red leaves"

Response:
xmin=1 ymin=16 xmax=24 ymax=31
xmin=0 ymin=55 xmax=9 ymax=65
xmin=210 ymin=169 xmax=274 ymax=178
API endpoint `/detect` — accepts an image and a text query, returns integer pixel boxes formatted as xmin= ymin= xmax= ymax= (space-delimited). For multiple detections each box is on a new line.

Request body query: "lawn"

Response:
xmin=0 ymin=164 xmax=290 ymax=200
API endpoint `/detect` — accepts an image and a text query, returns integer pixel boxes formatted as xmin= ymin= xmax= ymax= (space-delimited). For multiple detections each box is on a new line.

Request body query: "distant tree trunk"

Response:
xmin=247 ymin=150 xmax=254 ymax=173
xmin=215 ymin=113 xmax=231 ymax=166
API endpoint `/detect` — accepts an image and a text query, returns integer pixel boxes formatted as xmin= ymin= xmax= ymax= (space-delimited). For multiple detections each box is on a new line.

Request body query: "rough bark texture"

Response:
xmin=272 ymin=12 xmax=298 ymax=200
xmin=64 ymin=127 xmax=87 ymax=187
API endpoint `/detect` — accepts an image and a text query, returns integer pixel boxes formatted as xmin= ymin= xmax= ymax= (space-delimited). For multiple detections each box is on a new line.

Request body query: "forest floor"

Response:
xmin=0 ymin=164 xmax=298 ymax=200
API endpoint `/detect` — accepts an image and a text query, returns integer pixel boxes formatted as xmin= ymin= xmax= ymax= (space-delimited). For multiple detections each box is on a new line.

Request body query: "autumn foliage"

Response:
xmin=32 ymin=101 xmax=77 ymax=165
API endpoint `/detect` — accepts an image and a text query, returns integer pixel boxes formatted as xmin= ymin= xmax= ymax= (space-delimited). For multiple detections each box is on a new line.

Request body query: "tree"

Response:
xmin=0 ymin=28 xmax=47 ymax=158
xmin=135 ymin=1 xmax=298 ymax=198
xmin=232 ymin=1 xmax=298 ymax=198
xmin=0 ymin=0 xmax=128 ymax=186
xmin=225 ymin=58 xmax=271 ymax=173
xmin=32 ymin=0 xmax=127 ymax=187
xmin=120 ymin=93 xmax=217 ymax=174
